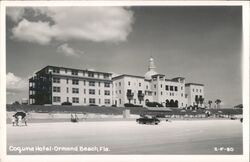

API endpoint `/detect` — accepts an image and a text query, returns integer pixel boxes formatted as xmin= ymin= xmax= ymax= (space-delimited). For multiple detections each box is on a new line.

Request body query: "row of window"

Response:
xmin=53 ymin=87 xmax=110 ymax=95
xmin=193 ymin=88 xmax=202 ymax=93
xmin=53 ymin=96 xmax=110 ymax=104
xmin=53 ymin=78 xmax=110 ymax=87
xmin=115 ymin=81 xmax=183 ymax=92
xmin=52 ymin=68 xmax=110 ymax=79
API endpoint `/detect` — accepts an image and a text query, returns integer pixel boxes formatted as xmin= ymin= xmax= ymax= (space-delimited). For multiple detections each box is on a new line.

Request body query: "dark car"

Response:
xmin=136 ymin=116 xmax=160 ymax=125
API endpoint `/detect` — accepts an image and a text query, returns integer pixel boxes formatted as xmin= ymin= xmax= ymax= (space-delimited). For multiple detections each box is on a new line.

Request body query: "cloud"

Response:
xmin=6 ymin=72 xmax=28 ymax=93
xmin=10 ymin=7 xmax=134 ymax=44
xmin=12 ymin=19 xmax=56 ymax=45
xmin=6 ymin=7 xmax=25 ymax=22
xmin=57 ymin=43 xmax=83 ymax=56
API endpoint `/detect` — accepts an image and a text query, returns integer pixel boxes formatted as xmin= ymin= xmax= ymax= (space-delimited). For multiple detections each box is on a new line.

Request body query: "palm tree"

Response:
xmin=195 ymin=95 xmax=199 ymax=106
xmin=208 ymin=100 xmax=212 ymax=109
xmin=126 ymin=90 xmax=134 ymax=104
xmin=215 ymin=99 xmax=222 ymax=109
xmin=199 ymin=96 xmax=204 ymax=108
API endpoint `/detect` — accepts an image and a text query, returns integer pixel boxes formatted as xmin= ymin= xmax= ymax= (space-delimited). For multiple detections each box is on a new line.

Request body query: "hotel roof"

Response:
xmin=112 ymin=74 xmax=145 ymax=80
xmin=36 ymin=65 xmax=113 ymax=75
xmin=185 ymin=83 xmax=204 ymax=86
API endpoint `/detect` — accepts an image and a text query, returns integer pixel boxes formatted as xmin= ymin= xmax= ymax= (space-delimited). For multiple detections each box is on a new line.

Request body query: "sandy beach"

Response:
xmin=7 ymin=119 xmax=242 ymax=155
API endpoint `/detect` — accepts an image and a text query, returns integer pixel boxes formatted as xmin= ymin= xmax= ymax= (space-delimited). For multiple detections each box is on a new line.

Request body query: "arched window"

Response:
xmin=174 ymin=100 xmax=178 ymax=107
xmin=170 ymin=99 xmax=175 ymax=107
xmin=165 ymin=100 xmax=170 ymax=107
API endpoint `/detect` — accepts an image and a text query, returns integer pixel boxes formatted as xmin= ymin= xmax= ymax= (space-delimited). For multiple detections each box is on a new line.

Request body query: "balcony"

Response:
xmin=138 ymin=93 xmax=145 ymax=98
xmin=126 ymin=92 xmax=134 ymax=98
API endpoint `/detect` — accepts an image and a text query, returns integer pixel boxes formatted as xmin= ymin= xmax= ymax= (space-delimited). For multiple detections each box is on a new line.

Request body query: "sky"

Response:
xmin=6 ymin=6 xmax=242 ymax=108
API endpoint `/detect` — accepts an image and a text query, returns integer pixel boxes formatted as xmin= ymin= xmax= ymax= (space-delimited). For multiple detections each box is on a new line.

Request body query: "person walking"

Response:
xmin=11 ymin=115 xmax=16 ymax=126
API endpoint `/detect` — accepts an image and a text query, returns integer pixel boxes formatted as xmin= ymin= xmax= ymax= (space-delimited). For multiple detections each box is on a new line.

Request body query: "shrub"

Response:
xmin=89 ymin=104 xmax=98 ymax=106
xmin=124 ymin=103 xmax=143 ymax=107
xmin=61 ymin=102 xmax=72 ymax=106
xmin=146 ymin=102 xmax=163 ymax=107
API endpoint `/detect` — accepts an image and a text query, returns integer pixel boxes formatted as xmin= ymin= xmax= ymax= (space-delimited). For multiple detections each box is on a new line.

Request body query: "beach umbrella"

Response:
xmin=14 ymin=112 xmax=26 ymax=119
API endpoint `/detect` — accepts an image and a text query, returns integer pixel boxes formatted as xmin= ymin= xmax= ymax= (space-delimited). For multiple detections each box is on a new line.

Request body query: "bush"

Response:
xmin=124 ymin=103 xmax=143 ymax=107
xmin=146 ymin=102 xmax=163 ymax=107
xmin=61 ymin=102 xmax=72 ymax=106
xmin=89 ymin=104 xmax=98 ymax=106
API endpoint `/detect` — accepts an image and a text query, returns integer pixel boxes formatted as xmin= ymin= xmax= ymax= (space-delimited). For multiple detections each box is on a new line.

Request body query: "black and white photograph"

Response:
xmin=0 ymin=1 xmax=249 ymax=162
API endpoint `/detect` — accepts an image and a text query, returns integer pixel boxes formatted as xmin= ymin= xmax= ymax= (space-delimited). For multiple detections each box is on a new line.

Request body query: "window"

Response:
xmin=53 ymin=87 xmax=60 ymax=92
xmin=128 ymin=81 xmax=130 ymax=86
xmin=99 ymin=98 xmax=101 ymax=104
xmin=72 ymin=70 xmax=78 ymax=76
xmin=84 ymin=98 xmax=86 ymax=103
xmin=154 ymin=84 xmax=156 ymax=88
xmin=53 ymin=78 xmax=60 ymax=83
xmin=146 ymin=85 xmax=148 ymax=89
xmin=181 ymin=86 xmax=183 ymax=90
xmin=181 ymin=93 xmax=183 ymax=97
xmin=97 ymin=74 xmax=100 ymax=78
xmin=99 ymin=90 xmax=101 ymax=95
xmin=66 ymin=78 xmax=69 ymax=84
xmin=154 ymin=92 xmax=156 ymax=95
xmin=119 ymin=82 xmax=121 ymax=86
xmin=72 ymin=97 xmax=79 ymax=103
xmin=200 ymin=89 xmax=202 ymax=93
xmin=139 ymin=83 xmax=141 ymax=87
xmin=104 ymin=83 xmax=110 ymax=87
xmin=53 ymin=96 xmax=60 ymax=102
xmin=161 ymin=91 xmax=163 ymax=95
xmin=67 ymin=87 xmax=69 ymax=93
xmin=98 ymin=82 xmax=101 ymax=87
xmin=72 ymin=88 xmax=79 ymax=94
xmin=134 ymin=99 xmax=136 ymax=104
xmin=119 ymin=99 xmax=121 ymax=104
xmin=170 ymin=86 xmax=173 ymax=91
xmin=166 ymin=85 xmax=169 ymax=91
xmin=104 ymin=74 xmax=109 ymax=79
xmin=175 ymin=86 xmax=178 ymax=91
xmin=119 ymin=90 xmax=121 ymax=94
xmin=84 ymin=89 xmax=86 ymax=94
xmin=83 ymin=80 xmax=86 ymax=86
xmin=67 ymin=97 xmax=69 ymax=102
xmin=88 ymin=72 xmax=94 ymax=77
xmin=89 ymin=89 xmax=95 ymax=95
xmin=65 ymin=69 xmax=68 ymax=73
xmin=196 ymin=89 xmax=198 ymax=92
xmin=72 ymin=79 xmax=79 ymax=85
xmin=193 ymin=89 xmax=194 ymax=92
xmin=160 ymin=84 xmax=162 ymax=88
xmin=105 ymin=99 xmax=110 ymax=104
xmin=104 ymin=90 xmax=110 ymax=96
xmin=89 ymin=81 xmax=95 ymax=86
xmin=89 ymin=98 xmax=95 ymax=104
xmin=53 ymin=68 xmax=60 ymax=73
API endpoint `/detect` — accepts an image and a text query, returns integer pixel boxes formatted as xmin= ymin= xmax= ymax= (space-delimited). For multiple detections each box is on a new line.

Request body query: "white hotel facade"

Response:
xmin=29 ymin=57 xmax=204 ymax=108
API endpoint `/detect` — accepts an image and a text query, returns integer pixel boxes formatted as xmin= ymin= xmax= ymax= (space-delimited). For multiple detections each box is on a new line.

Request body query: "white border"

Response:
xmin=0 ymin=1 xmax=249 ymax=162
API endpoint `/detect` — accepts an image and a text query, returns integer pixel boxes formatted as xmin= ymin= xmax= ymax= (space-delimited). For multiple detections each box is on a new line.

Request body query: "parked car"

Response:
xmin=136 ymin=116 xmax=160 ymax=125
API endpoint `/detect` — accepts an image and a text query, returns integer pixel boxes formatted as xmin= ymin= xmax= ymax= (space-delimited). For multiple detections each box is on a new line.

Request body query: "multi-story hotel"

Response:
xmin=29 ymin=57 xmax=204 ymax=108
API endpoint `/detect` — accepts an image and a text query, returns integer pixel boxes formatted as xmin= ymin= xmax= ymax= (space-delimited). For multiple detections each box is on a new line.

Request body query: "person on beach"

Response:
xmin=11 ymin=115 xmax=16 ymax=126
xmin=17 ymin=115 xmax=22 ymax=126
xmin=24 ymin=117 xmax=28 ymax=126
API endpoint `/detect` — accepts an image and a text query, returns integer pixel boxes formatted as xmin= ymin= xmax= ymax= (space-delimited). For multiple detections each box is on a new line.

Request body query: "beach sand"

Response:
xmin=7 ymin=119 xmax=242 ymax=155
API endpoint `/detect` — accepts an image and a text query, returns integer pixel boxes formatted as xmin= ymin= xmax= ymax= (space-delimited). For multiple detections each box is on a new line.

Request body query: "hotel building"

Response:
xmin=29 ymin=57 xmax=204 ymax=108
